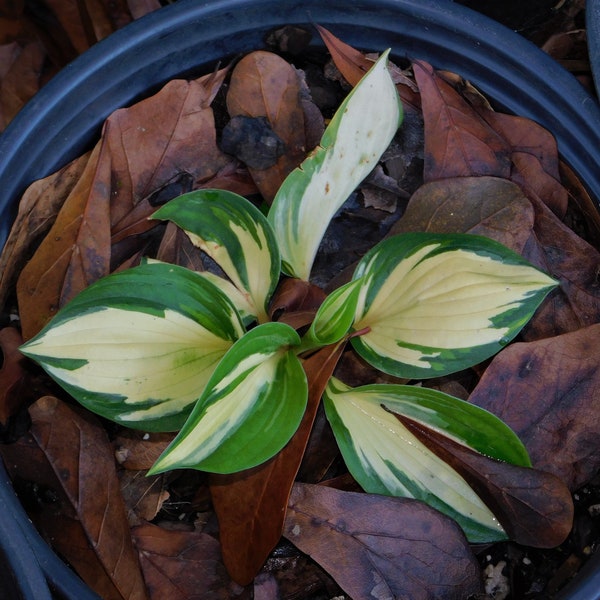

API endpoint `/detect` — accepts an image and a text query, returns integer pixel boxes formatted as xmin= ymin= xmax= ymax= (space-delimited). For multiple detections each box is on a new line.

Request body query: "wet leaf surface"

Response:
xmin=283 ymin=482 xmax=483 ymax=600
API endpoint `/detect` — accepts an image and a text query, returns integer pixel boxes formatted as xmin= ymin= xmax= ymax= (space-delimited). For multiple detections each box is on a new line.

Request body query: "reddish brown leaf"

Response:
xmin=16 ymin=142 xmax=110 ymax=339
xmin=209 ymin=342 xmax=345 ymax=585
xmin=268 ymin=277 xmax=326 ymax=328
xmin=284 ymin=483 xmax=483 ymax=600
xmin=0 ymin=151 xmax=91 ymax=311
xmin=120 ymin=471 xmax=169 ymax=524
xmin=131 ymin=522 xmax=244 ymax=600
xmin=113 ymin=430 xmax=173 ymax=471
xmin=0 ymin=327 xmax=26 ymax=425
xmin=469 ymin=324 xmax=600 ymax=491
xmin=475 ymin=108 xmax=568 ymax=217
xmin=522 ymin=193 xmax=600 ymax=339
xmin=0 ymin=40 xmax=45 ymax=130
xmin=390 ymin=176 xmax=534 ymax=254
xmin=315 ymin=24 xmax=421 ymax=112
xmin=0 ymin=396 xmax=148 ymax=599
xmin=225 ymin=50 xmax=307 ymax=202
xmin=413 ymin=60 xmax=511 ymax=182
xmin=16 ymin=70 xmax=230 ymax=339
xmin=559 ymin=161 xmax=600 ymax=250
xmin=396 ymin=413 xmax=574 ymax=548
xmin=155 ymin=221 xmax=206 ymax=272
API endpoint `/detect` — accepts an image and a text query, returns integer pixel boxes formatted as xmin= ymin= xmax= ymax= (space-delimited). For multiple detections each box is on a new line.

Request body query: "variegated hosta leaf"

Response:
xmin=20 ymin=262 xmax=245 ymax=431
xmin=148 ymin=322 xmax=307 ymax=475
xmin=302 ymin=278 xmax=363 ymax=349
xmin=153 ymin=189 xmax=281 ymax=324
xmin=323 ymin=377 xmax=508 ymax=542
xmin=268 ymin=50 xmax=403 ymax=280
xmin=352 ymin=232 xmax=558 ymax=379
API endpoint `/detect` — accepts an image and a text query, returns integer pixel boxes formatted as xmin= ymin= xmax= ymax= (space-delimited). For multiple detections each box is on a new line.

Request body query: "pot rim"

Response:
xmin=0 ymin=1 xmax=599 ymax=598
xmin=1 ymin=0 xmax=600 ymax=250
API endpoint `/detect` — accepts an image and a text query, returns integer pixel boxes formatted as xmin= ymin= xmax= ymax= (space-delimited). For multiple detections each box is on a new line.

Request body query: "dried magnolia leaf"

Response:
xmin=315 ymin=24 xmax=421 ymax=112
xmin=0 ymin=396 xmax=148 ymax=600
xmin=16 ymin=70 xmax=230 ymax=339
xmin=226 ymin=50 xmax=307 ymax=202
xmin=210 ymin=343 xmax=345 ymax=585
xmin=0 ymin=327 xmax=26 ymax=425
xmin=390 ymin=176 xmax=534 ymax=254
xmin=0 ymin=151 xmax=91 ymax=310
xmin=0 ymin=40 xmax=45 ymax=130
xmin=396 ymin=413 xmax=574 ymax=548
xmin=16 ymin=142 xmax=110 ymax=340
xmin=113 ymin=430 xmax=174 ymax=471
xmin=284 ymin=483 xmax=483 ymax=600
xmin=469 ymin=323 xmax=600 ymax=491
xmin=131 ymin=523 xmax=242 ymax=600
xmin=522 ymin=193 xmax=600 ymax=338
xmin=119 ymin=470 xmax=169 ymax=524
xmin=268 ymin=278 xmax=327 ymax=329
xmin=413 ymin=60 xmax=511 ymax=181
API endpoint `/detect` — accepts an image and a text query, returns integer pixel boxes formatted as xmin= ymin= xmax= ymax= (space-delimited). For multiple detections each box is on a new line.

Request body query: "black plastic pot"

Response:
xmin=0 ymin=0 xmax=599 ymax=598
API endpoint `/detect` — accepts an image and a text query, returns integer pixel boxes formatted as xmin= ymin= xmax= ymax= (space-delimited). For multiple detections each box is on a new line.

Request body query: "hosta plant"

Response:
xmin=20 ymin=51 xmax=558 ymax=545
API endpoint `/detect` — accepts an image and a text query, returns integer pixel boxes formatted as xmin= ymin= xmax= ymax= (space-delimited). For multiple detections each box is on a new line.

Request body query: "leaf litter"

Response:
xmin=0 ymin=21 xmax=599 ymax=600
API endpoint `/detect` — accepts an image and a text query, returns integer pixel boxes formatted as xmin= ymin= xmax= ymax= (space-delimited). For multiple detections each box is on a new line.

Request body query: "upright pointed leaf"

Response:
xmin=20 ymin=262 xmax=245 ymax=431
xmin=352 ymin=232 xmax=558 ymax=379
xmin=268 ymin=50 xmax=403 ymax=280
xmin=153 ymin=189 xmax=280 ymax=323
xmin=149 ymin=322 xmax=307 ymax=475
xmin=323 ymin=378 xmax=507 ymax=542
xmin=302 ymin=278 xmax=363 ymax=348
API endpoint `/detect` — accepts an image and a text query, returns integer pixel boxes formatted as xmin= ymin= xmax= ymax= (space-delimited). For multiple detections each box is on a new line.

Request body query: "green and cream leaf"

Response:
xmin=268 ymin=50 xmax=403 ymax=280
xmin=323 ymin=377 xmax=508 ymax=542
xmin=153 ymin=189 xmax=280 ymax=323
xmin=148 ymin=322 xmax=307 ymax=475
xmin=351 ymin=232 xmax=558 ymax=378
xmin=20 ymin=262 xmax=245 ymax=431
xmin=301 ymin=277 xmax=363 ymax=350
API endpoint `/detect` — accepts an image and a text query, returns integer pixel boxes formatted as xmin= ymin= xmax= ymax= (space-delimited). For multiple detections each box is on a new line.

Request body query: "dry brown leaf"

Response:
xmin=16 ymin=142 xmax=110 ymax=339
xmin=0 ymin=396 xmax=148 ymax=599
xmin=0 ymin=327 xmax=26 ymax=425
xmin=131 ymin=522 xmax=244 ymax=600
xmin=0 ymin=151 xmax=91 ymax=310
xmin=120 ymin=470 xmax=169 ymax=524
xmin=16 ymin=70 xmax=230 ymax=339
xmin=315 ymin=24 xmax=421 ymax=112
xmin=390 ymin=176 xmax=535 ymax=254
xmin=469 ymin=324 xmax=600 ymax=491
xmin=210 ymin=343 xmax=345 ymax=585
xmin=284 ymin=483 xmax=483 ymax=600
xmin=397 ymin=413 xmax=574 ymax=548
xmin=0 ymin=40 xmax=45 ymax=130
xmin=413 ymin=60 xmax=511 ymax=181
xmin=522 ymin=193 xmax=600 ymax=339
xmin=113 ymin=430 xmax=173 ymax=471
xmin=226 ymin=50 xmax=308 ymax=202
